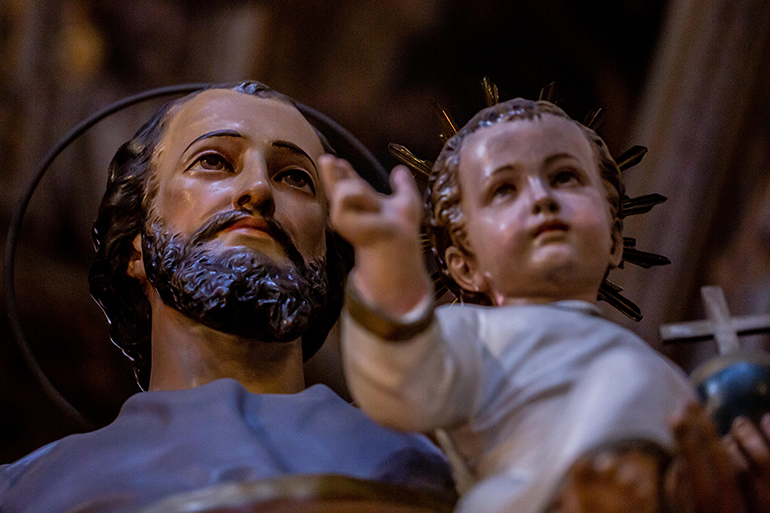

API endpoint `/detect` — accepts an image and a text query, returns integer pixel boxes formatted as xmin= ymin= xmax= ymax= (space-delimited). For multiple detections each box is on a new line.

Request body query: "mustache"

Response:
xmin=189 ymin=210 xmax=305 ymax=268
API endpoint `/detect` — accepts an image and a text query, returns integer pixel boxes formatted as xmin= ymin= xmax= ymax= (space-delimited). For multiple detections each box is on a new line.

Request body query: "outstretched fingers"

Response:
xmin=318 ymin=154 xmax=358 ymax=192
xmin=388 ymin=165 xmax=424 ymax=227
xmin=318 ymin=158 xmax=429 ymax=314
xmin=390 ymin=165 xmax=420 ymax=203
xmin=319 ymin=154 xmax=387 ymax=244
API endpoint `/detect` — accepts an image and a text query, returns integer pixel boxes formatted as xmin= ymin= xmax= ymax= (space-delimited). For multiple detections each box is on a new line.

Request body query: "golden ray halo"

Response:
xmin=388 ymin=79 xmax=670 ymax=321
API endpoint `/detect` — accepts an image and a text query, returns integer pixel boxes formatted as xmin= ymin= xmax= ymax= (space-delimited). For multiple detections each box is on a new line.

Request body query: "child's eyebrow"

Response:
xmin=483 ymin=164 xmax=521 ymax=184
xmin=489 ymin=164 xmax=519 ymax=174
xmin=544 ymin=152 xmax=580 ymax=165
xmin=488 ymin=153 xmax=580 ymax=176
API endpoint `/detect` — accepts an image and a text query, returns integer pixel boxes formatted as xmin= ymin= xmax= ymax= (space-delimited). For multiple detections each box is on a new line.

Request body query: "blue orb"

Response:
xmin=691 ymin=351 xmax=770 ymax=436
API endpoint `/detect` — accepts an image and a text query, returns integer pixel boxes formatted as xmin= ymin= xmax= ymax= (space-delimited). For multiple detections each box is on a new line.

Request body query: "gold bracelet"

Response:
xmin=344 ymin=281 xmax=435 ymax=341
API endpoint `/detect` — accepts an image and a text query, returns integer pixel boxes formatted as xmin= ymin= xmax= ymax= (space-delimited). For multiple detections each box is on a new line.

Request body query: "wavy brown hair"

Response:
xmin=88 ymin=81 xmax=348 ymax=389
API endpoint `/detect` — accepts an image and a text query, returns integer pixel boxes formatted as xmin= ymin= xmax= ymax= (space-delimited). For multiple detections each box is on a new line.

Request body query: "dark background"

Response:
xmin=1 ymin=0 xmax=769 ymax=463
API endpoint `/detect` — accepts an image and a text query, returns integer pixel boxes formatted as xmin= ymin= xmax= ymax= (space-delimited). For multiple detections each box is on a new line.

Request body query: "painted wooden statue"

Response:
xmin=320 ymin=86 xmax=761 ymax=512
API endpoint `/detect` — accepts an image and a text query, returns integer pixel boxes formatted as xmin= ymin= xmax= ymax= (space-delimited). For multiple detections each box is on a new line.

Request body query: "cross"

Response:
xmin=660 ymin=286 xmax=770 ymax=354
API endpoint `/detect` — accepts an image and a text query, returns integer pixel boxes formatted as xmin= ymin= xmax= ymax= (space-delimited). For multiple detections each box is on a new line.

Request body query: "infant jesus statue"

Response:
xmin=319 ymin=98 xmax=697 ymax=513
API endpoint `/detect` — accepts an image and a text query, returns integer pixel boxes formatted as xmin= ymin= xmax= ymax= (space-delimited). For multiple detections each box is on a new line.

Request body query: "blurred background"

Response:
xmin=1 ymin=0 xmax=769 ymax=463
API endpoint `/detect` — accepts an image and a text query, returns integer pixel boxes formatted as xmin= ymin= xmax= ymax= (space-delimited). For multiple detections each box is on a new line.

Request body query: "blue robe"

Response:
xmin=0 ymin=379 xmax=453 ymax=512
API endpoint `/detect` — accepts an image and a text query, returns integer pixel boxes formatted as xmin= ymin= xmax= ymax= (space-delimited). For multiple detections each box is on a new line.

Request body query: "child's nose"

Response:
xmin=528 ymin=178 xmax=560 ymax=215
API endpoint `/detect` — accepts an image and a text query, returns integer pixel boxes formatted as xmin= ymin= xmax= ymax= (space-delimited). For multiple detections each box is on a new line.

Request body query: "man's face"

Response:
xmin=138 ymin=89 xmax=332 ymax=341
xmin=453 ymin=114 xmax=621 ymax=303
xmin=151 ymin=89 xmax=328 ymax=268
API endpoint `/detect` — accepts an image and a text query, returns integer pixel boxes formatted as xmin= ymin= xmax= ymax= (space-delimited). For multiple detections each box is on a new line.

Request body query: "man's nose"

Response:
xmin=234 ymin=164 xmax=275 ymax=217
xmin=528 ymin=177 xmax=559 ymax=215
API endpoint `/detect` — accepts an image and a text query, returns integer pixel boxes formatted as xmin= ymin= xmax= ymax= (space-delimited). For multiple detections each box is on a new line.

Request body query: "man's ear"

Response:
xmin=127 ymin=234 xmax=147 ymax=282
xmin=445 ymin=245 xmax=488 ymax=296
xmin=609 ymin=218 xmax=624 ymax=268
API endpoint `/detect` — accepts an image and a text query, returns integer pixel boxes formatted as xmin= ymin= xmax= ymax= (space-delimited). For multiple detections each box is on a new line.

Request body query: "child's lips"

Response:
xmin=532 ymin=219 xmax=570 ymax=238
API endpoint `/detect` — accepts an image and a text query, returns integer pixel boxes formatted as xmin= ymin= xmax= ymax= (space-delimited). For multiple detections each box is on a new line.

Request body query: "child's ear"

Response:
xmin=609 ymin=219 xmax=623 ymax=268
xmin=445 ymin=246 xmax=489 ymax=295
xmin=127 ymin=234 xmax=147 ymax=283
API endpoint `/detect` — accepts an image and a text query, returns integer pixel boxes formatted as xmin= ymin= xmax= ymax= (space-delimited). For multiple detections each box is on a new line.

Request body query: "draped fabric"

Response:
xmin=0 ymin=379 xmax=453 ymax=513
xmin=343 ymin=301 xmax=695 ymax=513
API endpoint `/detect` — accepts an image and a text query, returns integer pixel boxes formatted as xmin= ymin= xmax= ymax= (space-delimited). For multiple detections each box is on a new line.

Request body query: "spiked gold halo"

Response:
xmin=389 ymin=79 xmax=670 ymax=321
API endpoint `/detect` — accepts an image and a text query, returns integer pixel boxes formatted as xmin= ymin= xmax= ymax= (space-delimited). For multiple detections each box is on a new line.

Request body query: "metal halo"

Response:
xmin=4 ymin=83 xmax=388 ymax=428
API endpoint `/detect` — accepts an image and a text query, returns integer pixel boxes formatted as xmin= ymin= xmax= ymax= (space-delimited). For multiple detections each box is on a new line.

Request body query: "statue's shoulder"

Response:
xmin=0 ymin=438 xmax=60 ymax=498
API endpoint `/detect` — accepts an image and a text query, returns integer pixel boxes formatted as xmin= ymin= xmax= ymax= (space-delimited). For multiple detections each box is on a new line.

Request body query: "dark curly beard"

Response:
xmin=141 ymin=212 xmax=329 ymax=343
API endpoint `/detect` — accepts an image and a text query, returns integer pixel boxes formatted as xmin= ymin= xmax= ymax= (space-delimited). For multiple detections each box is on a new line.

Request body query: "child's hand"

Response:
xmin=667 ymin=402 xmax=746 ymax=513
xmin=723 ymin=414 xmax=770 ymax=513
xmin=319 ymin=155 xmax=422 ymax=249
xmin=319 ymin=155 xmax=431 ymax=316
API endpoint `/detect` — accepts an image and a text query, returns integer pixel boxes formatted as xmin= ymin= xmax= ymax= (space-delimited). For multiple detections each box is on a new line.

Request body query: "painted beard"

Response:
xmin=141 ymin=212 xmax=330 ymax=343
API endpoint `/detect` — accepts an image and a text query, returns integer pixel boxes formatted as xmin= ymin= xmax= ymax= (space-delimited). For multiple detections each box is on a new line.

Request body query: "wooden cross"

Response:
xmin=660 ymin=286 xmax=770 ymax=354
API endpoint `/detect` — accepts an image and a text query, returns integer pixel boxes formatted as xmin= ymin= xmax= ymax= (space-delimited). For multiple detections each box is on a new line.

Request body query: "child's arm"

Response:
xmin=319 ymin=155 xmax=478 ymax=431
xmin=318 ymin=155 xmax=430 ymax=316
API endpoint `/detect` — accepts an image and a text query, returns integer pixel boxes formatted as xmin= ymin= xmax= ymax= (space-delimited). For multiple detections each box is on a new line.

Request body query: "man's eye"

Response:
xmin=276 ymin=168 xmax=315 ymax=195
xmin=552 ymin=169 xmax=580 ymax=187
xmin=192 ymin=153 xmax=232 ymax=172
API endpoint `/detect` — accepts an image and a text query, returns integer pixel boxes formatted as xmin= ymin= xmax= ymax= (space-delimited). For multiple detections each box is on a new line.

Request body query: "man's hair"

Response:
xmin=89 ymin=81 xmax=348 ymax=389
xmin=427 ymin=98 xmax=624 ymax=305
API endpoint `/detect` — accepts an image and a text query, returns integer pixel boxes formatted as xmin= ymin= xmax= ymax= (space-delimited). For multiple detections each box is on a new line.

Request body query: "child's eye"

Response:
xmin=190 ymin=153 xmax=233 ymax=172
xmin=551 ymin=169 xmax=581 ymax=187
xmin=276 ymin=168 xmax=316 ymax=196
xmin=492 ymin=183 xmax=517 ymax=199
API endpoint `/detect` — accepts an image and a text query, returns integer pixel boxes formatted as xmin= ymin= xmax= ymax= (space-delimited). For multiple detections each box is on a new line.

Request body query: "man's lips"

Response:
xmin=195 ymin=211 xmax=305 ymax=267
xmin=224 ymin=217 xmax=275 ymax=239
xmin=189 ymin=211 xmax=303 ymax=268
xmin=532 ymin=219 xmax=569 ymax=238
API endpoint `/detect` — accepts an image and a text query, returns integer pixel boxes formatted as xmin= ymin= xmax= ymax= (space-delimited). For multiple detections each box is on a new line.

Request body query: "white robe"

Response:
xmin=343 ymin=300 xmax=695 ymax=513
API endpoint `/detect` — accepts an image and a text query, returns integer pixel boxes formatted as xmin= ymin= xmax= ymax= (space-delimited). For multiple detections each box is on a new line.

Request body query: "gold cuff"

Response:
xmin=345 ymin=281 xmax=435 ymax=341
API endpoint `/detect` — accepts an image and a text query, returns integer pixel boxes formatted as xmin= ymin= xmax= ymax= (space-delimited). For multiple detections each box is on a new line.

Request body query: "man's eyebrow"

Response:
xmin=272 ymin=140 xmax=317 ymax=170
xmin=183 ymin=130 xmax=243 ymax=154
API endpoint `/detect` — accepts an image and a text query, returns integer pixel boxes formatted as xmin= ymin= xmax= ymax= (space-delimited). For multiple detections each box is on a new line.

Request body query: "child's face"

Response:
xmin=448 ymin=114 xmax=622 ymax=305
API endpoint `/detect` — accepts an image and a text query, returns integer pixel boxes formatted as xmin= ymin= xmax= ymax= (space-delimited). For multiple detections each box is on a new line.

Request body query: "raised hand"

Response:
xmin=319 ymin=155 xmax=431 ymax=316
